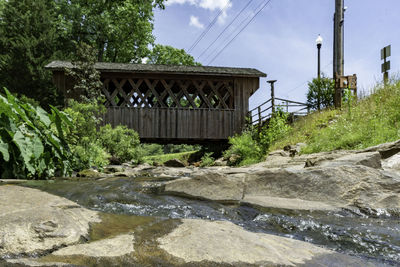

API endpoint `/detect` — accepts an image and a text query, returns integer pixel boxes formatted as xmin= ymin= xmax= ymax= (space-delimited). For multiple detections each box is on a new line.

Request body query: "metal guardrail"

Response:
xmin=248 ymin=97 xmax=310 ymax=126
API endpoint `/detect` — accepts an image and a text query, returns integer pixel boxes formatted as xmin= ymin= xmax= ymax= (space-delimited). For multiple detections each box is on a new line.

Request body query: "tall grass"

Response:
xmin=271 ymin=78 xmax=400 ymax=153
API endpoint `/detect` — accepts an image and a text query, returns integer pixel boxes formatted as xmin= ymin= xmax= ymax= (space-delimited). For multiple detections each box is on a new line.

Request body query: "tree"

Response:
xmin=306 ymin=75 xmax=335 ymax=110
xmin=56 ymin=0 xmax=165 ymax=63
xmin=0 ymin=0 xmax=60 ymax=105
xmin=147 ymin=44 xmax=201 ymax=66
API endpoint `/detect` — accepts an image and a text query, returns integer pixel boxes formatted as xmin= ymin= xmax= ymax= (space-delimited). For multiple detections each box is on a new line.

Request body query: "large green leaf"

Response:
xmin=0 ymin=141 xmax=9 ymax=162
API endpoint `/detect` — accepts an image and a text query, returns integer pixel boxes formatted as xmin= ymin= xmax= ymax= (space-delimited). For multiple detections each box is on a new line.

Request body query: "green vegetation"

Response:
xmin=306 ymin=75 xmax=335 ymax=110
xmin=200 ymin=152 xmax=215 ymax=167
xmin=224 ymin=111 xmax=291 ymax=166
xmin=0 ymin=88 xmax=72 ymax=179
xmin=272 ymin=79 xmax=400 ymax=153
xmin=147 ymin=45 xmax=201 ymax=66
xmin=143 ymin=151 xmax=198 ymax=165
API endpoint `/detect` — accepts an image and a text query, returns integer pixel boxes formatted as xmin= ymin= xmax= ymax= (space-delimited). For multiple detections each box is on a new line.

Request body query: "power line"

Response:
xmin=206 ymin=0 xmax=273 ymax=65
xmin=187 ymin=0 xmax=232 ymax=53
xmin=196 ymin=0 xmax=254 ymax=61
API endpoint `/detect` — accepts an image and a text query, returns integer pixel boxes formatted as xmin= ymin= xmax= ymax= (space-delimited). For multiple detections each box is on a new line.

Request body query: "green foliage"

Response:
xmin=224 ymin=131 xmax=262 ymax=166
xmin=66 ymin=43 xmax=103 ymax=103
xmin=0 ymin=0 xmax=60 ymax=106
xmin=140 ymin=144 xmax=163 ymax=157
xmin=258 ymin=111 xmax=291 ymax=154
xmin=147 ymin=44 xmax=201 ymax=66
xmin=307 ymin=75 xmax=335 ymax=110
xmin=272 ymin=78 xmax=400 ymax=154
xmin=99 ymin=124 xmax=141 ymax=164
xmin=200 ymin=152 xmax=215 ymax=167
xmin=0 ymin=88 xmax=72 ymax=179
xmin=163 ymin=144 xmax=200 ymax=154
xmin=63 ymin=100 xmax=109 ymax=170
xmin=56 ymin=0 xmax=165 ymax=62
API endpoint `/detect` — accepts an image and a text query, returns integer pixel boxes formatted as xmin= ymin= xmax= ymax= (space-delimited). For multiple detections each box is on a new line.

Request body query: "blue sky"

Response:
xmin=153 ymin=0 xmax=399 ymax=109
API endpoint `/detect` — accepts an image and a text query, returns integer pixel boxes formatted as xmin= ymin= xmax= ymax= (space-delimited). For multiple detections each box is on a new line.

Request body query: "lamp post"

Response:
xmin=316 ymin=34 xmax=323 ymax=79
xmin=316 ymin=35 xmax=323 ymax=110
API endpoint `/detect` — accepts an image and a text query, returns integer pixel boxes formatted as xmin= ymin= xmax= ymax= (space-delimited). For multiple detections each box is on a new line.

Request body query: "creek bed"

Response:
xmin=21 ymin=177 xmax=400 ymax=266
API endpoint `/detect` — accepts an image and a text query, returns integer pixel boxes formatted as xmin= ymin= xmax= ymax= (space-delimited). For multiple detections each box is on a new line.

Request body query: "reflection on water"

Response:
xmin=22 ymin=177 xmax=400 ymax=265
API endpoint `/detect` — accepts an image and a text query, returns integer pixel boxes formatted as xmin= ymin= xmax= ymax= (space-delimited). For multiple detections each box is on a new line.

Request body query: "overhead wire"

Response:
xmin=196 ymin=0 xmax=254 ymax=61
xmin=187 ymin=0 xmax=232 ymax=53
xmin=206 ymin=0 xmax=273 ymax=65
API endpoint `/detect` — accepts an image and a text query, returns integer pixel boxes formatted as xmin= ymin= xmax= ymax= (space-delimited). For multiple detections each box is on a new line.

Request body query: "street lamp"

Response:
xmin=316 ymin=34 xmax=323 ymax=79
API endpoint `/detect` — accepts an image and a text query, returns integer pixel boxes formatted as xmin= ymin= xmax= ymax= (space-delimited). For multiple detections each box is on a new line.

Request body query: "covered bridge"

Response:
xmin=46 ymin=61 xmax=266 ymax=144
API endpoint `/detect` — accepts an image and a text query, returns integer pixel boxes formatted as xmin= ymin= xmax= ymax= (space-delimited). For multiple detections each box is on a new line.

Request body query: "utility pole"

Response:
xmin=333 ymin=0 xmax=344 ymax=78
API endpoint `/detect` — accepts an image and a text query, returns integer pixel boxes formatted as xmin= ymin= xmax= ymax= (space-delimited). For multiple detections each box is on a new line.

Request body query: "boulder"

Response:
xmin=163 ymin=159 xmax=187 ymax=168
xmin=0 ymin=186 xmax=100 ymax=256
xmin=318 ymin=151 xmax=382 ymax=169
xmin=213 ymin=157 xmax=228 ymax=166
xmin=157 ymin=219 xmax=376 ymax=266
xmin=361 ymin=139 xmax=400 ymax=159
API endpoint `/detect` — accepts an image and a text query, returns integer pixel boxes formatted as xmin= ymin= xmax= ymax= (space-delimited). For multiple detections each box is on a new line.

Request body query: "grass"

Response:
xmin=143 ymin=150 xmax=199 ymax=164
xmin=270 ymin=78 xmax=400 ymax=154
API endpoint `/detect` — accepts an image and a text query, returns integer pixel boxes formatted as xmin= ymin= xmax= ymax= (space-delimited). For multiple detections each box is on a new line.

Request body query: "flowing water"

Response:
xmin=21 ymin=177 xmax=400 ymax=266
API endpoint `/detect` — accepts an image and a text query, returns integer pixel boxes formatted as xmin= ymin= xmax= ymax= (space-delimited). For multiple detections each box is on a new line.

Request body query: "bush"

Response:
xmin=307 ymin=75 xmax=335 ymax=110
xmin=0 ymin=88 xmax=72 ymax=179
xmin=224 ymin=131 xmax=262 ymax=166
xmin=99 ymin=124 xmax=141 ymax=164
xmin=200 ymin=152 xmax=214 ymax=167
xmin=258 ymin=110 xmax=291 ymax=154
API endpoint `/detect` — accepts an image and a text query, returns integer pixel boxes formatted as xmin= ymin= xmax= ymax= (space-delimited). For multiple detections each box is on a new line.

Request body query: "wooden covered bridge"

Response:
xmin=46 ymin=61 xmax=266 ymax=143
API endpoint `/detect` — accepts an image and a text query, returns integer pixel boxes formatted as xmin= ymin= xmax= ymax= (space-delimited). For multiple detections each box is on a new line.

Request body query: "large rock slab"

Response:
xmin=157 ymin=219 xmax=377 ymax=266
xmin=163 ymin=172 xmax=244 ymax=202
xmin=0 ymin=185 xmax=100 ymax=256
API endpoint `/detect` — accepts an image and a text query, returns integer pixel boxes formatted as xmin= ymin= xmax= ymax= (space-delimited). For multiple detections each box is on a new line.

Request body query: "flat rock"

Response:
xmin=0 ymin=185 xmax=100 ymax=256
xmin=163 ymin=172 xmax=244 ymax=202
xmin=157 ymin=219 xmax=376 ymax=266
xmin=52 ymin=234 xmax=134 ymax=257
xmin=163 ymin=159 xmax=187 ymax=168
xmin=319 ymin=151 xmax=382 ymax=169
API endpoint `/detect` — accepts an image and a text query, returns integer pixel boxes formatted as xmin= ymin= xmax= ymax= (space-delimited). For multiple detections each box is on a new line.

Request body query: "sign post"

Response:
xmin=381 ymin=45 xmax=391 ymax=85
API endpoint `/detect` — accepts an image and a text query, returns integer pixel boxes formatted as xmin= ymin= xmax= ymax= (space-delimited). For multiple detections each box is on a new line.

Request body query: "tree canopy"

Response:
xmin=306 ymin=75 xmax=335 ymax=110
xmin=147 ymin=45 xmax=201 ymax=66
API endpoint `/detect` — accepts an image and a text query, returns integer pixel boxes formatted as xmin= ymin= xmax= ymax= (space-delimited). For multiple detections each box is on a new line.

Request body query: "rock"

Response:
xmin=157 ymin=219 xmax=376 ymax=266
xmin=77 ymin=169 xmax=104 ymax=178
xmin=104 ymin=165 xmax=125 ymax=174
xmin=304 ymin=158 xmax=317 ymax=167
xmin=52 ymin=234 xmax=134 ymax=257
xmin=361 ymin=139 xmax=400 ymax=159
xmin=227 ymin=154 xmax=241 ymax=165
xmin=0 ymin=186 xmax=100 ymax=256
xmin=382 ymin=153 xmax=400 ymax=171
xmin=268 ymin=150 xmax=289 ymax=157
xmin=163 ymin=172 xmax=244 ymax=202
xmin=213 ymin=157 xmax=227 ymax=166
xmin=319 ymin=152 xmax=382 ymax=169
xmin=163 ymin=159 xmax=187 ymax=168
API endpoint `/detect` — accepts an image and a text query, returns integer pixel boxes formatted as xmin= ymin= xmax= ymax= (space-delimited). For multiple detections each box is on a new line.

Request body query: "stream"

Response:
xmin=21 ymin=176 xmax=400 ymax=266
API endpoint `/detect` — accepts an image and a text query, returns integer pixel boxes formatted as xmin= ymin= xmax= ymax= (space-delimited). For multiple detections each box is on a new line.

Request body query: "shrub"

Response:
xmin=258 ymin=110 xmax=291 ymax=154
xmin=224 ymin=131 xmax=262 ymax=166
xmin=200 ymin=152 xmax=214 ymax=167
xmin=99 ymin=124 xmax=142 ymax=164
xmin=0 ymin=88 xmax=72 ymax=179
xmin=307 ymin=75 xmax=335 ymax=110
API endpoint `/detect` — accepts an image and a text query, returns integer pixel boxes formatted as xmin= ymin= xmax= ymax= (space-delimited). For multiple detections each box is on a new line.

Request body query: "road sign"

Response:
xmin=381 ymin=45 xmax=391 ymax=60
xmin=381 ymin=61 xmax=391 ymax=73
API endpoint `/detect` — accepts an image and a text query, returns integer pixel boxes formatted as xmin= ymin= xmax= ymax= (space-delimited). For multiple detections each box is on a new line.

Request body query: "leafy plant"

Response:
xmin=307 ymin=75 xmax=335 ymax=110
xmin=0 ymin=88 xmax=72 ymax=179
xmin=200 ymin=152 xmax=215 ymax=167
xmin=258 ymin=110 xmax=291 ymax=154
xmin=99 ymin=124 xmax=142 ymax=164
xmin=224 ymin=131 xmax=262 ymax=166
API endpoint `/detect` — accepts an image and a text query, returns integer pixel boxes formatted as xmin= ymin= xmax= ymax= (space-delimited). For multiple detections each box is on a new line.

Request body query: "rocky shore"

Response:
xmin=1 ymin=140 xmax=400 ymax=266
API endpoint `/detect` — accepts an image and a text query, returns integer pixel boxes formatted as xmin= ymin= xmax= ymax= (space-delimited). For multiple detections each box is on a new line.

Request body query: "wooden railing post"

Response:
xmin=267 ymin=80 xmax=277 ymax=114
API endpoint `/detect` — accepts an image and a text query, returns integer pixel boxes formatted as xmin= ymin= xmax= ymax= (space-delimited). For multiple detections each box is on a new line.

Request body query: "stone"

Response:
xmin=227 ymin=153 xmax=241 ymax=165
xmin=361 ymin=139 xmax=400 ymax=159
xmin=268 ymin=150 xmax=289 ymax=157
xmin=52 ymin=234 xmax=134 ymax=257
xmin=213 ymin=157 xmax=227 ymax=166
xmin=163 ymin=159 xmax=187 ymax=168
xmin=104 ymin=165 xmax=125 ymax=174
xmin=163 ymin=172 xmax=244 ymax=202
xmin=0 ymin=186 xmax=100 ymax=256
xmin=77 ymin=169 xmax=105 ymax=178
xmin=318 ymin=152 xmax=382 ymax=169
xmin=157 ymin=219 xmax=376 ymax=266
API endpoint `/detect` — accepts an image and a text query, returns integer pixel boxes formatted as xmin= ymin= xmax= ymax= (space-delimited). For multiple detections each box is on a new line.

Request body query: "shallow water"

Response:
xmin=21 ymin=177 xmax=400 ymax=266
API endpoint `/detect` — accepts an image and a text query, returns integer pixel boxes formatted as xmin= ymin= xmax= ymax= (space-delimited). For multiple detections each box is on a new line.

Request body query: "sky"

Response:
xmin=153 ymin=0 xmax=400 ymax=109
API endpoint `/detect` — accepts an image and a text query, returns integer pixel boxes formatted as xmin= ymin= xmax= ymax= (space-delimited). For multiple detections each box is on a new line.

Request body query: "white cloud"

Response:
xmin=167 ymin=0 xmax=232 ymax=24
xmin=189 ymin=15 xmax=204 ymax=29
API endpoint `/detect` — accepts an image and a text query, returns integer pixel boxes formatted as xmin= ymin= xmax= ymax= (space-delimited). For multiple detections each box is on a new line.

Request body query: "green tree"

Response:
xmin=56 ymin=0 xmax=165 ymax=62
xmin=307 ymin=75 xmax=335 ymax=110
xmin=147 ymin=44 xmax=201 ymax=66
xmin=0 ymin=0 xmax=60 ymax=105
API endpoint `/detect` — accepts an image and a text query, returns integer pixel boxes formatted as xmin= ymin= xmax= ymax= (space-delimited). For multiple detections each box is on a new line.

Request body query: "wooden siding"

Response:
xmin=104 ymin=107 xmax=237 ymax=142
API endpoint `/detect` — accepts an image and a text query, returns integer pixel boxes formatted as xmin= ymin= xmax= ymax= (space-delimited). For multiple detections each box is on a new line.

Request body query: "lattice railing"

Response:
xmin=102 ymin=78 xmax=234 ymax=109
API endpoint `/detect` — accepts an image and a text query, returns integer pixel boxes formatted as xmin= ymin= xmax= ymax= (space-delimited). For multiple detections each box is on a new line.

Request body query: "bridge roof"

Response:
xmin=46 ymin=61 xmax=266 ymax=78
